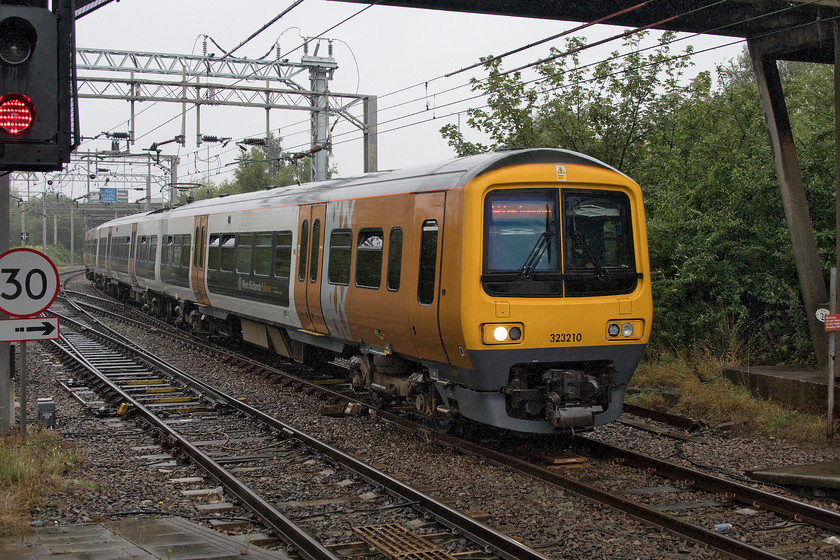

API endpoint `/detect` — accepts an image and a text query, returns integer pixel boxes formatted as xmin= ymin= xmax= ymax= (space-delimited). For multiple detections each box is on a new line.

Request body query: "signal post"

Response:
xmin=0 ymin=0 xmax=78 ymax=434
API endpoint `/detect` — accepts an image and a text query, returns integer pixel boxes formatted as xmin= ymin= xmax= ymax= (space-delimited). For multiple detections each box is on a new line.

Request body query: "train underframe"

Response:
xmin=87 ymin=271 xmax=634 ymax=433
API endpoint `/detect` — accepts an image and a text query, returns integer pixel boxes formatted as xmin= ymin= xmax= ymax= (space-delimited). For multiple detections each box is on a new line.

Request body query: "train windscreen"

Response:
xmin=482 ymin=188 xmax=638 ymax=297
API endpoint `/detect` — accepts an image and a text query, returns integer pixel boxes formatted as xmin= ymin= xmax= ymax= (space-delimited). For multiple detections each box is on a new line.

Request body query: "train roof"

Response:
xmin=91 ymin=148 xmax=628 ymax=231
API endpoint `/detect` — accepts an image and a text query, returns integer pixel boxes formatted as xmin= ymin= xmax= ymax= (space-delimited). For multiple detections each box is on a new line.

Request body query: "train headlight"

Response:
xmin=493 ymin=326 xmax=508 ymax=342
xmin=606 ymin=320 xmax=644 ymax=340
xmin=483 ymin=323 xmax=524 ymax=345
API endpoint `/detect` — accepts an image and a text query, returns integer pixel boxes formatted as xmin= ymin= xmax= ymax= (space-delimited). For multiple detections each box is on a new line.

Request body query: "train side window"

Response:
xmin=356 ymin=228 xmax=383 ymax=289
xmin=254 ymin=233 xmax=273 ymax=276
xmin=164 ymin=236 xmax=173 ymax=266
xmin=298 ymin=220 xmax=309 ymax=281
xmin=387 ymin=228 xmax=403 ymax=292
xmin=328 ymin=229 xmax=352 ymax=286
xmin=199 ymin=226 xmax=206 ymax=270
xmin=180 ymin=235 xmax=192 ymax=268
xmin=220 ymin=235 xmax=236 ymax=272
xmin=309 ymin=219 xmax=321 ymax=283
xmin=237 ymin=234 xmax=254 ymax=274
xmin=274 ymin=231 xmax=293 ymax=280
xmin=208 ymin=235 xmax=220 ymax=270
xmin=193 ymin=227 xmax=201 ymax=268
xmin=418 ymin=220 xmax=438 ymax=305
xmin=170 ymin=236 xmax=180 ymax=268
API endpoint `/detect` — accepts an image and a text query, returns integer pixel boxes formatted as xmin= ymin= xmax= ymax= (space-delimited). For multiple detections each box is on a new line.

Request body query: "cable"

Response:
xmin=197 ymin=0 xmax=736 ymax=162
xmin=91 ymin=0 xmax=828 ymax=186
xmin=316 ymin=2 xmax=830 ymax=156
xmin=445 ymin=0 xmax=653 ymax=78
xmin=221 ymin=0 xmax=306 ymax=59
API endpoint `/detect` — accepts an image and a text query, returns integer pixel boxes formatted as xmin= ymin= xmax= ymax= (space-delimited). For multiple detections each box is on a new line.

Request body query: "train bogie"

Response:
xmin=85 ymin=148 xmax=652 ymax=433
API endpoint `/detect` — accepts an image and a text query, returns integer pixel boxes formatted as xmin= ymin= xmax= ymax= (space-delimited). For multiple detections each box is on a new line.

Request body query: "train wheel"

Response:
xmin=432 ymin=414 xmax=456 ymax=434
xmin=368 ymin=389 xmax=391 ymax=410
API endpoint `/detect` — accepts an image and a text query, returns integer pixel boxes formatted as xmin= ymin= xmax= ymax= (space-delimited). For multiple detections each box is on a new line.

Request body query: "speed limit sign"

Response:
xmin=0 ymin=248 xmax=60 ymax=318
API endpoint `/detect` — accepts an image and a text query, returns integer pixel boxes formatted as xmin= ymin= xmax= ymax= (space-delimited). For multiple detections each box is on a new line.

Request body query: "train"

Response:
xmin=84 ymin=148 xmax=652 ymax=433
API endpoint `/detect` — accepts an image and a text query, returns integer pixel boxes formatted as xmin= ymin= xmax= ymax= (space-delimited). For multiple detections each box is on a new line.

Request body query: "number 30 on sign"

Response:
xmin=0 ymin=248 xmax=60 ymax=318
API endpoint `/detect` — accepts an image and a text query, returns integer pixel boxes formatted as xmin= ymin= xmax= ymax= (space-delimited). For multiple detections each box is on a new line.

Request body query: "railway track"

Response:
xmin=56 ymin=273 xmax=840 ymax=559
xmin=49 ymin=291 xmax=552 ymax=560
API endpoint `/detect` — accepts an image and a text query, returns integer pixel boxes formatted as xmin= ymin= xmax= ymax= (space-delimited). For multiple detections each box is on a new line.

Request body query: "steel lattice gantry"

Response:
xmin=74 ymin=47 xmax=379 ymax=181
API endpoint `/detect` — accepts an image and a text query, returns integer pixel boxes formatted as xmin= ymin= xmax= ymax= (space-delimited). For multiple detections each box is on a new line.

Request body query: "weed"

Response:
xmin=631 ymin=351 xmax=828 ymax=444
xmin=0 ymin=428 xmax=85 ymax=537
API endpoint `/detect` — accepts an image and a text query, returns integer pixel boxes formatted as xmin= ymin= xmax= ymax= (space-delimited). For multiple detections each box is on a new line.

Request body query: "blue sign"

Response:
xmin=100 ymin=188 xmax=117 ymax=202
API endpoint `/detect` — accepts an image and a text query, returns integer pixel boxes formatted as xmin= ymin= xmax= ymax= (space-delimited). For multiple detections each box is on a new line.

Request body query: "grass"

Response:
xmin=628 ymin=350 xmax=827 ymax=443
xmin=0 ymin=428 xmax=84 ymax=537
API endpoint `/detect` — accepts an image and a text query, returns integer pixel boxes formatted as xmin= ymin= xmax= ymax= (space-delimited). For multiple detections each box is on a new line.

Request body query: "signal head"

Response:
xmin=0 ymin=93 xmax=35 ymax=135
xmin=0 ymin=16 xmax=37 ymax=65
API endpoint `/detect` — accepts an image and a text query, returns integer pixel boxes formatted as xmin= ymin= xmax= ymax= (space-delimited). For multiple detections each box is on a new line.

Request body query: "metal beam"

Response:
xmin=76 ymin=48 xmax=313 ymax=87
xmin=76 ymin=47 xmax=378 ymax=175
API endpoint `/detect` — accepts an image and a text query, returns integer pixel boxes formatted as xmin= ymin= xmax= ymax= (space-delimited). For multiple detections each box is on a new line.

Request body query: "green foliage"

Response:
xmin=177 ymin=135 xmax=316 ymax=205
xmin=442 ymin=31 xmax=694 ymax=172
xmin=443 ymin=37 xmax=835 ymax=364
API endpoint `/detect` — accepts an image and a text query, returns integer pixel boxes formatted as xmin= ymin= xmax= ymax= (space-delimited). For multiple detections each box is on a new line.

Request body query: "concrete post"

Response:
xmin=749 ymin=41 xmax=829 ymax=367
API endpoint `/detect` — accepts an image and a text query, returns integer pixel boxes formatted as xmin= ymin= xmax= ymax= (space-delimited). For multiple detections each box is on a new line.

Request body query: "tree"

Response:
xmin=441 ymin=31 xmax=694 ymax=172
xmin=177 ymin=135 xmax=314 ymax=204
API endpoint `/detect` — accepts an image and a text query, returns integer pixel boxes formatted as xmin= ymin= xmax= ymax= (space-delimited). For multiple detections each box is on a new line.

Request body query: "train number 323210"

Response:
xmin=549 ymin=332 xmax=582 ymax=343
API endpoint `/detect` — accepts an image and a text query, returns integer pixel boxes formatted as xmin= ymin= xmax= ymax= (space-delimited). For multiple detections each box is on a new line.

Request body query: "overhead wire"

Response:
xmin=88 ymin=0 xmax=829 ymax=187
xmin=288 ymin=5 xmax=834 ymax=159
xmin=72 ymin=0 xmax=323 ymax=186
xmin=317 ymin=0 xmax=827 ymax=153
xmin=221 ymin=0 xmax=306 ymax=59
xmin=197 ymin=0 xmax=732 ymax=166
xmin=92 ymin=0 xmax=658 ymax=181
xmin=444 ymin=0 xmax=653 ymax=78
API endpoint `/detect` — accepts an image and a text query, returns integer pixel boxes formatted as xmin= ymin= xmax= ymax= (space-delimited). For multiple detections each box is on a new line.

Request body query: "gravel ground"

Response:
xmin=12 ymin=281 xmax=840 ymax=558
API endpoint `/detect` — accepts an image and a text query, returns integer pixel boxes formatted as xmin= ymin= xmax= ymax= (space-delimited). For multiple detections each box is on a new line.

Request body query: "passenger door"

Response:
xmin=408 ymin=192 xmax=448 ymax=363
xmin=295 ymin=204 xmax=329 ymax=334
xmin=128 ymin=224 xmax=138 ymax=285
xmin=191 ymin=215 xmax=210 ymax=306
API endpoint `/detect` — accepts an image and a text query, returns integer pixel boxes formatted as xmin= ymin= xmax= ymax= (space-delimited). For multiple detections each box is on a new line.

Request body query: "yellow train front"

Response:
xmin=437 ymin=149 xmax=651 ymax=433
xmin=352 ymin=148 xmax=651 ymax=433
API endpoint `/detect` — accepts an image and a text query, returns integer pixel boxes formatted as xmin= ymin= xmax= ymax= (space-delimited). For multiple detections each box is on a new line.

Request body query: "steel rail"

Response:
xmin=50 ymin=327 xmax=341 ymax=560
xmin=52 ymin=306 xmax=550 ymax=560
xmin=578 ymin=436 xmax=840 ymax=533
xmin=366 ymin=411 xmax=786 ymax=560
xmin=60 ymin=284 xmax=818 ymax=558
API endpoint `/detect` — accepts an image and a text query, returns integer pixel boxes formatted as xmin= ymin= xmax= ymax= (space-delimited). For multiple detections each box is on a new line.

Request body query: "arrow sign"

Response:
xmin=0 ymin=317 xmax=59 ymax=342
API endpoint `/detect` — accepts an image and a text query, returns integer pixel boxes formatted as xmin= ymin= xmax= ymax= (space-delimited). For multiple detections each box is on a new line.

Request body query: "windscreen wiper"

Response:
xmin=519 ymin=230 xmax=555 ymax=279
xmin=572 ymin=232 xmax=610 ymax=282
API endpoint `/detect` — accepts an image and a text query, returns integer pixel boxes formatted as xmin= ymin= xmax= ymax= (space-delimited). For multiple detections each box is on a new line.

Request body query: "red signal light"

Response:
xmin=0 ymin=93 xmax=35 ymax=135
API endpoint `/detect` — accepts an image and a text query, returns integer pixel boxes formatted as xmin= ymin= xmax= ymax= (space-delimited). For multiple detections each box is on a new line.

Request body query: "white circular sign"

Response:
xmin=817 ymin=308 xmax=830 ymax=323
xmin=0 ymin=248 xmax=60 ymax=318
